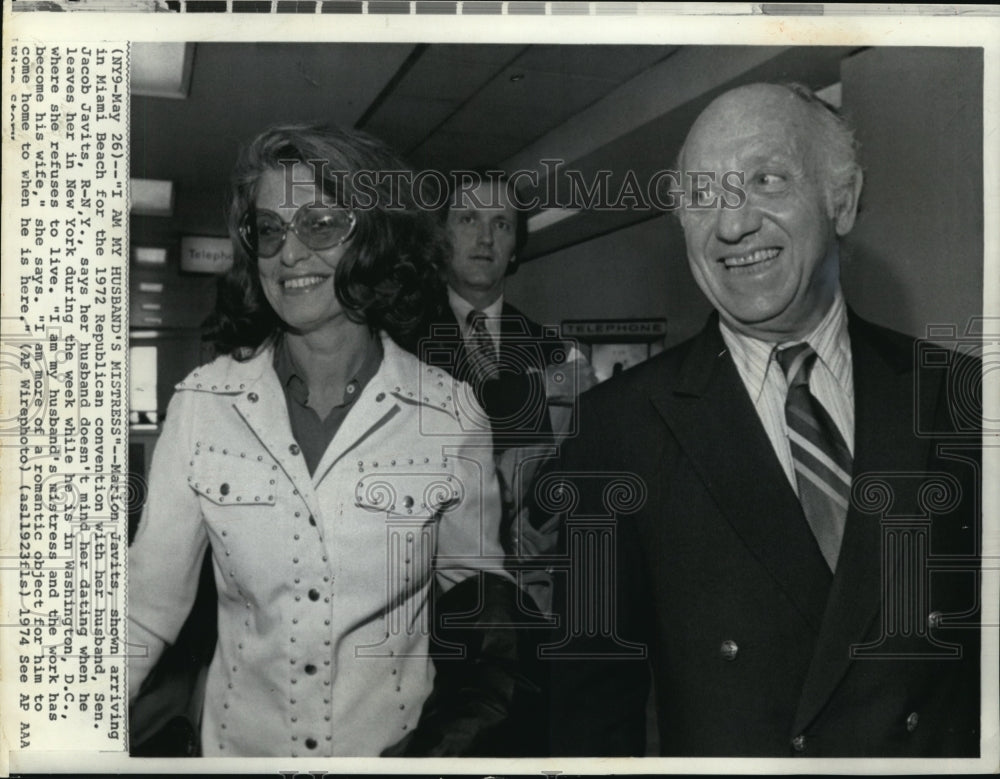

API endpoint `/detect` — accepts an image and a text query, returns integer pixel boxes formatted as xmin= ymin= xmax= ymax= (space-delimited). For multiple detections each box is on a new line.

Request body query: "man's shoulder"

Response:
xmin=501 ymin=300 xmax=536 ymax=320
xmin=580 ymin=333 xmax=701 ymax=410
xmin=500 ymin=301 xmax=544 ymax=336
xmin=846 ymin=310 xmax=981 ymax=378
xmin=848 ymin=313 xmax=918 ymax=369
xmin=499 ymin=302 xmax=569 ymax=366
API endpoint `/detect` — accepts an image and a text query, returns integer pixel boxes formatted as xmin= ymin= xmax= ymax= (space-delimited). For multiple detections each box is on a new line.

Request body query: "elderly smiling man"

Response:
xmin=546 ymin=83 xmax=980 ymax=757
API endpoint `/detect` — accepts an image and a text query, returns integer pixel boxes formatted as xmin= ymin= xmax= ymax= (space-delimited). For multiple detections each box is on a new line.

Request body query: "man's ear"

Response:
xmin=506 ymin=254 xmax=518 ymax=276
xmin=832 ymin=168 xmax=863 ymax=236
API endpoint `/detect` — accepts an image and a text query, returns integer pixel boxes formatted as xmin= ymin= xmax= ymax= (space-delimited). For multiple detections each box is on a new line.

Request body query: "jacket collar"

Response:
xmin=176 ymin=333 xmax=457 ymax=417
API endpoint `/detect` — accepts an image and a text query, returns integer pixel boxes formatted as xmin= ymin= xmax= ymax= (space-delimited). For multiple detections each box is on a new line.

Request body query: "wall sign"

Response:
xmin=180 ymin=235 xmax=233 ymax=274
xmin=561 ymin=318 xmax=667 ymax=342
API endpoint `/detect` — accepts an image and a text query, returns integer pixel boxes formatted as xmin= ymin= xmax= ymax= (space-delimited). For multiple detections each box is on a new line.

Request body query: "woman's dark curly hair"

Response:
xmin=204 ymin=123 xmax=448 ymax=356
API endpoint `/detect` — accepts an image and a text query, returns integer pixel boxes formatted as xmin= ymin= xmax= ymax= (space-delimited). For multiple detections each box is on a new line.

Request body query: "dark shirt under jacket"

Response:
xmin=273 ymin=332 xmax=383 ymax=475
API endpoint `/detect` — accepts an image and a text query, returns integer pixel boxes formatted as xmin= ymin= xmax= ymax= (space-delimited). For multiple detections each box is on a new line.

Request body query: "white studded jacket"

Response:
xmin=128 ymin=333 xmax=507 ymax=756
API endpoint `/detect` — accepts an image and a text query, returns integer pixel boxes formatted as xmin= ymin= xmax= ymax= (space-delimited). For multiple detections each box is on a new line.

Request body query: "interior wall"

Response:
xmin=505 ymin=213 xmax=711 ymax=347
xmin=839 ymin=47 xmax=983 ymax=338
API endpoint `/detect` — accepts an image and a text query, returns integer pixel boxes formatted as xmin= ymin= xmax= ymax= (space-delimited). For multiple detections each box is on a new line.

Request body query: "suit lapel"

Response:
xmin=650 ymin=318 xmax=832 ymax=632
xmin=793 ymin=313 xmax=919 ymax=733
xmin=498 ymin=302 xmax=529 ymax=366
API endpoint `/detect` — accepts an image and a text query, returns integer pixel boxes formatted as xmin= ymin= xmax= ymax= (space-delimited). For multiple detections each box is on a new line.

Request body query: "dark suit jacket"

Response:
xmin=417 ymin=299 xmax=562 ymax=451
xmin=546 ymin=311 xmax=981 ymax=757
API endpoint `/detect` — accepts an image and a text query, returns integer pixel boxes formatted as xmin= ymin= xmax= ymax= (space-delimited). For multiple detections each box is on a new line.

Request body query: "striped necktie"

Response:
xmin=465 ymin=309 xmax=499 ymax=387
xmin=777 ymin=343 xmax=852 ymax=572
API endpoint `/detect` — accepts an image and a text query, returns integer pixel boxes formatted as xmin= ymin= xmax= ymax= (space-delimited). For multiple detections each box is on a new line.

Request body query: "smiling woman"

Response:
xmin=209 ymin=123 xmax=446 ymax=354
xmin=128 ymin=124 xmax=527 ymax=757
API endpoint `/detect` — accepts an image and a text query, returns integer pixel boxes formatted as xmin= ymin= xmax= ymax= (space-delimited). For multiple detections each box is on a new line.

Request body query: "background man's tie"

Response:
xmin=778 ymin=343 xmax=852 ymax=572
xmin=465 ymin=309 xmax=500 ymax=386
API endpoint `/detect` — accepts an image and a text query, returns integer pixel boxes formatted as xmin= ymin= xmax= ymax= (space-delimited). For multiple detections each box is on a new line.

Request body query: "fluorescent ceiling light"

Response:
xmin=527 ymin=208 xmax=582 ymax=233
xmin=131 ymin=179 xmax=175 ymax=217
xmin=141 ymin=303 xmax=162 ymax=311
xmin=131 ymin=43 xmax=195 ymax=99
xmin=139 ymin=282 xmax=164 ymax=293
xmin=134 ymin=246 xmax=168 ymax=265
xmin=143 ymin=317 xmax=164 ymax=325
xmin=130 ymin=330 xmax=163 ymax=340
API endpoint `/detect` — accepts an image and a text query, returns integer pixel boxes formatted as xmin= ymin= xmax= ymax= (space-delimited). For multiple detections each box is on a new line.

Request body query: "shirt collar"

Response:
xmin=447 ymin=286 xmax=504 ymax=334
xmin=272 ymin=331 xmax=383 ymax=408
xmin=719 ymin=289 xmax=852 ymax=402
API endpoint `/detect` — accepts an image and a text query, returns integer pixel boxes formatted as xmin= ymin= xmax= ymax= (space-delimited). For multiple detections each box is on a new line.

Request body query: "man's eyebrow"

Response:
xmin=739 ymin=145 xmax=805 ymax=171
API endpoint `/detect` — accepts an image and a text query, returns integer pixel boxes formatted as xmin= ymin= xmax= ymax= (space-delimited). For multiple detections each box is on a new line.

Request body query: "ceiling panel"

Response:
xmin=408 ymin=44 xmax=678 ymax=170
xmin=512 ymin=44 xmax=677 ymax=79
xmin=388 ymin=44 xmax=523 ymax=100
xmin=410 ymin=130 xmax=529 ymax=171
xmin=361 ymin=44 xmax=527 ymax=159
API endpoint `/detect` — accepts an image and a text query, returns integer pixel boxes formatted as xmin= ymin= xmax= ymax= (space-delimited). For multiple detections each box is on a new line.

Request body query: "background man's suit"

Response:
xmin=419 ymin=299 xmax=562 ymax=451
xmin=547 ymin=312 xmax=980 ymax=757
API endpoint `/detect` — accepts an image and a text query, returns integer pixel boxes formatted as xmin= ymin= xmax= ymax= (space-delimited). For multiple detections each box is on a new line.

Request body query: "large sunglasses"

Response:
xmin=239 ymin=204 xmax=357 ymax=259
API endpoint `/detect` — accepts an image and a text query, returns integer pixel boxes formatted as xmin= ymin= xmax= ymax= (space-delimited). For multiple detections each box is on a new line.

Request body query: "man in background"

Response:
xmin=428 ymin=170 xmax=592 ymax=451
xmin=417 ymin=171 xmax=598 ymax=755
xmin=421 ymin=171 xmax=594 ymax=599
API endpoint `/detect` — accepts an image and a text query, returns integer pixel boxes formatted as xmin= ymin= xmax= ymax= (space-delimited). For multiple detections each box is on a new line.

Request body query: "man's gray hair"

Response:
xmin=781 ymin=82 xmax=862 ymax=201
xmin=675 ymin=82 xmax=862 ymax=210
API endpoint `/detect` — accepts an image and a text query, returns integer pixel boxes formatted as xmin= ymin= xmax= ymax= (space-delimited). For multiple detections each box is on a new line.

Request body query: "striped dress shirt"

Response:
xmin=719 ymin=291 xmax=855 ymax=495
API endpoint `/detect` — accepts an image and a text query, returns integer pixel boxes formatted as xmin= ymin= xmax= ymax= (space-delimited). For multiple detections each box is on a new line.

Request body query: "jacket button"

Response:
xmin=309 ymin=589 xmax=320 ymax=601
xmin=290 ymin=444 xmax=300 ymax=456
xmin=403 ymin=495 xmax=414 ymax=509
xmin=247 ymin=392 xmax=259 ymax=403
xmin=906 ymin=712 xmax=919 ymax=732
xmin=791 ymin=734 xmax=806 ymax=752
xmin=305 ymin=737 xmax=317 ymax=749
xmin=220 ymin=483 xmax=230 ymax=496
xmin=719 ymin=640 xmax=738 ymax=661
xmin=376 ymin=392 xmax=385 ymax=402
xmin=928 ymin=611 xmax=943 ymax=629
xmin=305 ymin=664 xmax=317 ymax=675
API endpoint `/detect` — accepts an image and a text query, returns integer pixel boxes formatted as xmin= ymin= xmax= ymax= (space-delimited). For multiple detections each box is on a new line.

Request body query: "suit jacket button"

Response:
xmin=928 ymin=611 xmax=943 ymax=629
xmin=719 ymin=640 xmax=738 ymax=660
xmin=906 ymin=712 xmax=919 ymax=732
xmin=791 ymin=734 xmax=806 ymax=752
xmin=247 ymin=392 xmax=259 ymax=403
xmin=220 ymin=483 xmax=230 ymax=496
xmin=305 ymin=664 xmax=317 ymax=675
xmin=290 ymin=444 xmax=300 ymax=456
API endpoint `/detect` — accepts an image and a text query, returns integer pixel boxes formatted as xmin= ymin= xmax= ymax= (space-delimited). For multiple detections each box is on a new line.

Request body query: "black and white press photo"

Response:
xmin=2 ymin=5 xmax=997 ymax=775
